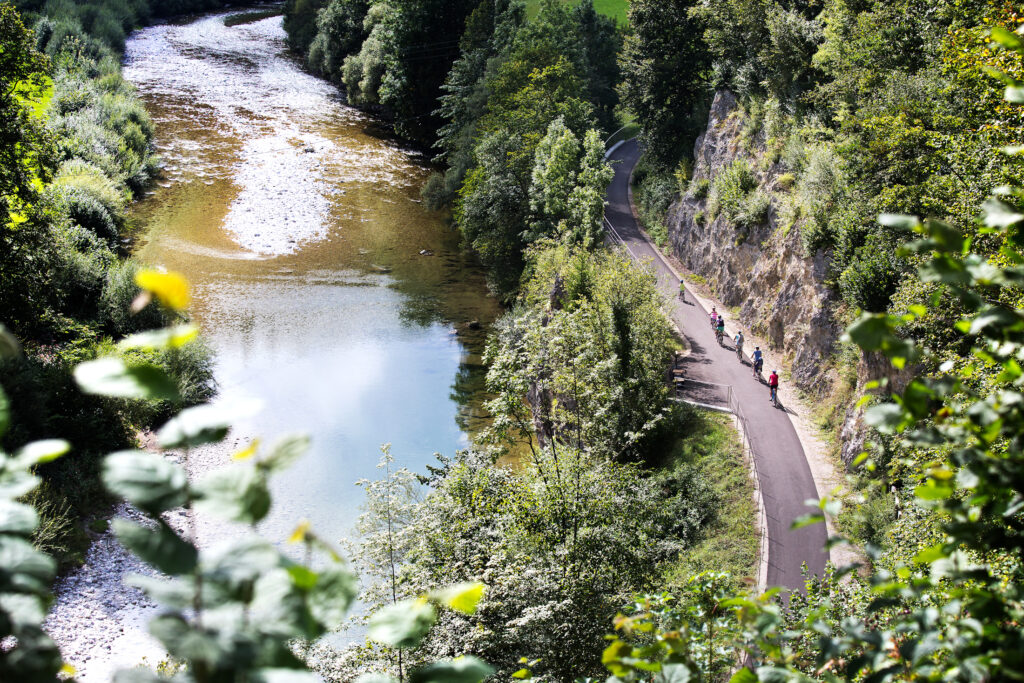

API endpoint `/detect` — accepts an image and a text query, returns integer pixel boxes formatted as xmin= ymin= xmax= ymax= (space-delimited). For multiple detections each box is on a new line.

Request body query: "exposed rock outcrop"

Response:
xmin=666 ymin=90 xmax=839 ymax=396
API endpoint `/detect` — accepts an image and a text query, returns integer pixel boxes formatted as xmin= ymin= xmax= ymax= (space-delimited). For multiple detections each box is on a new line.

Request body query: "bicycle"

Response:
xmin=715 ymin=327 xmax=724 ymax=346
xmin=753 ymin=358 xmax=763 ymax=381
xmin=736 ymin=344 xmax=744 ymax=361
xmin=769 ymin=385 xmax=778 ymax=407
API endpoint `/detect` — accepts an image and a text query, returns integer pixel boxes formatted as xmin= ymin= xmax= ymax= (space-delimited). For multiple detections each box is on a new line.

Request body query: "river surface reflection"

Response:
xmin=125 ymin=9 xmax=499 ymax=545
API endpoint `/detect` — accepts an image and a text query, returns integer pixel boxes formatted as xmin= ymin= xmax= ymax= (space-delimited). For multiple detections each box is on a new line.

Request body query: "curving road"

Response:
xmin=605 ymin=139 xmax=827 ymax=592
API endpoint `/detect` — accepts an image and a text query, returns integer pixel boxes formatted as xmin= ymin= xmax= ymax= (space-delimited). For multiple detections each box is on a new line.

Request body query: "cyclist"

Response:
xmin=752 ymin=346 xmax=763 ymax=379
xmin=715 ymin=315 xmax=726 ymax=345
xmin=734 ymin=331 xmax=744 ymax=360
xmin=678 ymin=278 xmax=686 ymax=302
xmin=768 ymin=369 xmax=779 ymax=406
xmin=709 ymin=306 xmax=718 ymax=329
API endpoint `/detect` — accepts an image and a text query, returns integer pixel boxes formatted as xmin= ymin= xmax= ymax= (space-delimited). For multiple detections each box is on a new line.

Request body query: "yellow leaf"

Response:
xmin=232 ymin=439 xmax=260 ymax=461
xmin=434 ymin=582 xmax=485 ymax=615
xmin=288 ymin=519 xmax=311 ymax=544
xmin=135 ymin=270 xmax=191 ymax=311
xmin=60 ymin=663 xmax=77 ymax=676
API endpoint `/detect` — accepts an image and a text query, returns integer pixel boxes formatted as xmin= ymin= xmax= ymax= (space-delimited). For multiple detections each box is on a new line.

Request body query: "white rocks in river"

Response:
xmin=43 ymin=504 xmax=165 ymax=682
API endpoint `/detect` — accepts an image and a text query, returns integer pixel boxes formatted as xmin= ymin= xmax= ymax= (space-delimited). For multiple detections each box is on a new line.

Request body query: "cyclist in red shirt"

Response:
xmin=768 ymin=370 xmax=779 ymax=406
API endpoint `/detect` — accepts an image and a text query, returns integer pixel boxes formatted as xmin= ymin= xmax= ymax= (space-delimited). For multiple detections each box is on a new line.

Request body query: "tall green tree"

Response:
xmin=341 ymin=0 xmax=480 ymax=143
xmin=619 ymin=0 xmax=710 ymax=168
xmin=306 ymin=0 xmax=370 ymax=81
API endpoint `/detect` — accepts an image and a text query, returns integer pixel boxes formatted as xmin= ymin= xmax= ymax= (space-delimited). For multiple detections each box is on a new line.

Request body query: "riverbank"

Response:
xmin=42 ymin=8 xmax=500 ymax=678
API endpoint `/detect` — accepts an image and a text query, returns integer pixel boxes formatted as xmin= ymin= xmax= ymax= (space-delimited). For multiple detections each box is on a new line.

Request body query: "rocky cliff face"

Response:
xmin=666 ymin=90 xmax=839 ymax=395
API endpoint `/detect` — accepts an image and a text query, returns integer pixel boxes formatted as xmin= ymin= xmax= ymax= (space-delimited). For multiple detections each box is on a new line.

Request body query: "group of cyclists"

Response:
xmin=708 ymin=303 xmax=780 ymax=407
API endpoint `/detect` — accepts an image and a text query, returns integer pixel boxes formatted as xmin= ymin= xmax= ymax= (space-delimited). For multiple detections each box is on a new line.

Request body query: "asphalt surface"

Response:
xmin=605 ymin=139 xmax=828 ymax=592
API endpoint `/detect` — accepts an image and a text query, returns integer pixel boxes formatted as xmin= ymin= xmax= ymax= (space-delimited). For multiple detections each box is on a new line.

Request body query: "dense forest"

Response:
xmin=2 ymin=0 xmax=1024 ymax=681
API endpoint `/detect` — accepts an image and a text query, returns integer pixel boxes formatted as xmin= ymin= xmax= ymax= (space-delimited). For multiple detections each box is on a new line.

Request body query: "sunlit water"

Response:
xmin=126 ymin=10 xmax=499 ymax=546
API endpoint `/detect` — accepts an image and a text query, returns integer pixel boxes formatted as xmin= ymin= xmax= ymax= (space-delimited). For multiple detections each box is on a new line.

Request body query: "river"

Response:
xmin=44 ymin=8 xmax=499 ymax=679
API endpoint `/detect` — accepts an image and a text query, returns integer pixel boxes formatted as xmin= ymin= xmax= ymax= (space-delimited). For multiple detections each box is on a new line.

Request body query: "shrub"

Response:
xmin=99 ymin=259 xmax=170 ymax=335
xmin=708 ymin=159 xmax=766 ymax=228
xmin=838 ymin=236 xmax=906 ymax=312
xmin=673 ymin=158 xmax=692 ymax=194
xmin=636 ymin=169 xmax=677 ymax=244
xmin=158 ymin=338 xmax=217 ymax=407
xmin=688 ymin=177 xmax=710 ymax=199
xmin=777 ymin=172 xmax=795 ymax=190
xmin=737 ymin=189 xmax=771 ymax=228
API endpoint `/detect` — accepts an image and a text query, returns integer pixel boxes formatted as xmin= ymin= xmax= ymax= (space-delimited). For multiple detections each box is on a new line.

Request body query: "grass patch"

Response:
xmin=660 ymin=406 xmax=758 ymax=590
xmin=525 ymin=0 xmax=629 ymax=24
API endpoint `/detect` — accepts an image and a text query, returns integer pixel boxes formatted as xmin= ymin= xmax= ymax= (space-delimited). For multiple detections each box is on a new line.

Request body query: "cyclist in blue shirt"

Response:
xmin=752 ymin=346 xmax=763 ymax=379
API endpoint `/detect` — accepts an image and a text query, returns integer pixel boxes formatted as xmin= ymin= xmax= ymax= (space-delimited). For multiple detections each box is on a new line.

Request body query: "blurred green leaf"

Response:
xmin=113 ymin=519 xmax=197 ymax=576
xmin=252 ymin=671 xmax=322 ymax=683
xmin=193 ymin=465 xmax=271 ymax=525
xmin=149 ymin=613 xmax=223 ymax=663
xmin=659 ymin=664 xmax=694 ymax=683
xmin=992 ymin=25 xmax=1023 ymax=50
xmin=263 ymin=434 xmax=310 ymax=472
xmin=354 ymin=675 xmax=398 ymax=683
xmin=13 ymin=439 xmax=70 ymax=469
xmin=126 ymin=575 xmax=196 ymax=609
xmin=75 ymin=357 xmax=181 ymax=402
xmin=0 ymin=500 xmax=38 ymax=535
xmin=0 ymin=324 xmax=21 ymax=358
xmin=864 ymin=403 xmax=906 ymax=433
xmin=728 ymin=669 xmax=757 ymax=683
xmin=0 ymin=469 xmax=40 ymax=499
xmin=307 ymin=565 xmax=358 ymax=629
xmin=844 ymin=314 xmax=891 ymax=352
xmin=113 ymin=670 xmax=165 ymax=683
xmin=791 ymin=513 xmax=825 ymax=530
xmin=0 ymin=535 xmax=56 ymax=593
xmin=368 ymin=599 xmax=437 ymax=649
xmin=0 ymin=383 xmax=9 ymax=440
xmin=117 ymin=325 xmax=199 ymax=351
xmin=915 ymin=480 xmax=954 ymax=501
xmin=409 ymin=656 xmax=494 ymax=683
xmin=102 ymin=451 xmax=189 ymax=515
xmin=913 ymin=544 xmax=949 ymax=564
xmin=982 ymin=198 xmax=1024 ymax=229
xmin=157 ymin=401 xmax=259 ymax=449
xmin=431 ymin=582 xmax=485 ymax=615
xmin=878 ymin=214 xmax=920 ymax=231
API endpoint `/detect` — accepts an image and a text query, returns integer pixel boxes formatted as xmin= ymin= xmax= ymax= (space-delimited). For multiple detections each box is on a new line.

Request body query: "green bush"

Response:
xmin=688 ymin=177 xmax=709 ymax=199
xmin=707 ymin=159 xmax=767 ymax=228
xmin=737 ymin=189 xmax=771 ymax=228
xmin=838 ymin=236 xmax=906 ymax=312
xmin=99 ymin=259 xmax=170 ymax=335
xmin=636 ymin=170 xmax=676 ymax=243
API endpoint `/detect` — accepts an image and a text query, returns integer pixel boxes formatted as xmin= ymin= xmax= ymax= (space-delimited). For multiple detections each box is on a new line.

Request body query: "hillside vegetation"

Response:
xmin=0 ymin=0 xmax=257 ymax=565
xmin=1 ymin=0 xmax=1023 ymax=680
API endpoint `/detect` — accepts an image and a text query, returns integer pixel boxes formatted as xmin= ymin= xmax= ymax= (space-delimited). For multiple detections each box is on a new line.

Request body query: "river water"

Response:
xmin=128 ymin=10 xmax=498 ymax=539
xmin=44 ymin=9 xmax=498 ymax=678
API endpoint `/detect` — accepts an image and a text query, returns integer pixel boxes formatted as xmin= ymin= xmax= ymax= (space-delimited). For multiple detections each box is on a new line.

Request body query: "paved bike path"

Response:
xmin=605 ymin=139 xmax=827 ymax=592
